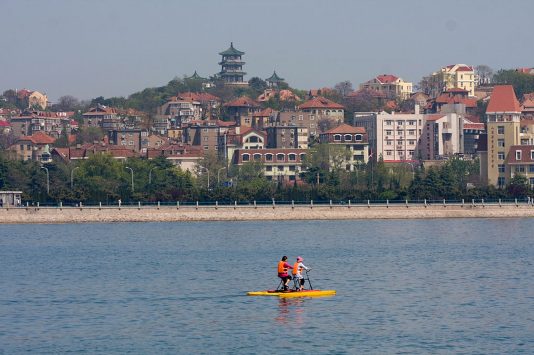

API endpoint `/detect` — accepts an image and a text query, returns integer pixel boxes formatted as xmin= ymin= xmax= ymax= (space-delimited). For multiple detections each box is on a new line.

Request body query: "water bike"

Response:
xmin=247 ymin=270 xmax=336 ymax=298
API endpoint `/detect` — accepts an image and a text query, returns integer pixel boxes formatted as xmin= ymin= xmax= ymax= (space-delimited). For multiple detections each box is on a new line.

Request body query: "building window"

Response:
xmin=497 ymin=139 xmax=505 ymax=147
xmin=277 ymin=165 xmax=284 ymax=171
xmin=516 ymin=150 xmax=522 ymax=160
xmin=265 ymin=154 xmax=273 ymax=161
xmin=276 ymin=153 xmax=285 ymax=161
xmin=288 ymin=153 xmax=296 ymax=161
xmin=266 ymin=166 xmax=273 ymax=171
xmin=300 ymin=153 xmax=306 ymax=161
xmin=242 ymin=153 xmax=250 ymax=161
xmin=355 ymin=134 xmax=362 ymax=141
xmin=253 ymin=153 xmax=262 ymax=161
xmin=530 ymin=177 xmax=534 ymax=187
xmin=385 ymin=120 xmax=393 ymax=125
xmin=531 ymin=150 xmax=534 ymax=160
xmin=529 ymin=164 xmax=534 ymax=173
xmin=288 ymin=165 xmax=296 ymax=171
xmin=203 ymin=145 xmax=209 ymax=150
xmin=408 ymin=140 xmax=415 ymax=145
xmin=386 ymin=150 xmax=392 ymax=156
xmin=333 ymin=134 xmax=341 ymax=141
xmin=344 ymin=134 xmax=352 ymax=141
xmin=386 ymin=130 xmax=392 ymax=136
xmin=498 ymin=177 xmax=506 ymax=187
xmin=498 ymin=152 xmax=505 ymax=160
xmin=386 ymin=140 xmax=392 ymax=146
xmin=498 ymin=164 xmax=505 ymax=173
xmin=516 ymin=165 xmax=525 ymax=173
xmin=497 ymin=126 xmax=504 ymax=134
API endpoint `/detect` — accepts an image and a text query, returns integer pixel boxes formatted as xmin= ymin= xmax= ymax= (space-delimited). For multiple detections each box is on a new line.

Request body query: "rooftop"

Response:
xmin=486 ymin=85 xmax=521 ymax=113
xmin=219 ymin=42 xmax=244 ymax=56
xmin=299 ymin=96 xmax=344 ymax=110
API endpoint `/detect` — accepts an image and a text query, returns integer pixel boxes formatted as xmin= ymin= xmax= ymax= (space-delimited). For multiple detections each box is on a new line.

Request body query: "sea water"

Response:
xmin=0 ymin=219 xmax=533 ymax=354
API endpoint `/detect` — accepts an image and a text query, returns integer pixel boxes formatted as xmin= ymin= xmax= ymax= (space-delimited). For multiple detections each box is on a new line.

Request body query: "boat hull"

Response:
xmin=247 ymin=289 xmax=336 ymax=298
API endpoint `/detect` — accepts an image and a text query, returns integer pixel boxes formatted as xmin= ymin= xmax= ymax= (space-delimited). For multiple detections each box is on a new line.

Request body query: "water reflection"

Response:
xmin=275 ymin=297 xmax=305 ymax=326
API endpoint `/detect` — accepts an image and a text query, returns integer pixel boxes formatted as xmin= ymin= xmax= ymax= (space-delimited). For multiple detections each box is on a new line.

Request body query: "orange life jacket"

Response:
xmin=292 ymin=262 xmax=303 ymax=275
xmin=278 ymin=261 xmax=288 ymax=274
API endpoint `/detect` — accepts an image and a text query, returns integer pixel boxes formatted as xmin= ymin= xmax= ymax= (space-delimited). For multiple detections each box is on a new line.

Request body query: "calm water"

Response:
xmin=0 ymin=219 xmax=533 ymax=354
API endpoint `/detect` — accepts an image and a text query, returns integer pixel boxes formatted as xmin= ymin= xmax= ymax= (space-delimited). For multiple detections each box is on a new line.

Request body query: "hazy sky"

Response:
xmin=2 ymin=0 xmax=533 ymax=102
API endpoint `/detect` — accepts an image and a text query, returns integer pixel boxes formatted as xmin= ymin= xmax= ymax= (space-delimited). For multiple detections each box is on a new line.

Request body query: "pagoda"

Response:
xmin=187 ymin=70 xmax=207 ymax=81
xmin=218 ymin=42 xmax=247 ymax=86
xmin=266 ymin=71 xmax=285 ymax=88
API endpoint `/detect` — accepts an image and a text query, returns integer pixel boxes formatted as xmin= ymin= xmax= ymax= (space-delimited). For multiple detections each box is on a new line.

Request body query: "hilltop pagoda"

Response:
xmin=218 ymin=42 xmax=248 ymax=87
xmin=266 ymin=71 xmax=285 ymax=88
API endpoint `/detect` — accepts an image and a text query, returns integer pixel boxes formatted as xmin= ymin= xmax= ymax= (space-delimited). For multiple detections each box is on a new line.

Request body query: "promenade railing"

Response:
xmin=4 ymin=197 xmax=534 ymax=209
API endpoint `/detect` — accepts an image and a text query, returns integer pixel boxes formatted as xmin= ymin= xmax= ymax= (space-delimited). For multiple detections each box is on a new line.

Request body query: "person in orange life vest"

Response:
xmin=292 ymin=256 xmax=310 ymax=291
xmin=277 ymin=256 xmax=293 ymax=291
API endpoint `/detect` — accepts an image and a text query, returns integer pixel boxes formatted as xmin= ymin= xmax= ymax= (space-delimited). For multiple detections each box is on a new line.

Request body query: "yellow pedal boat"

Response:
xmin=247 ymin=289 xmax=336 ymax=298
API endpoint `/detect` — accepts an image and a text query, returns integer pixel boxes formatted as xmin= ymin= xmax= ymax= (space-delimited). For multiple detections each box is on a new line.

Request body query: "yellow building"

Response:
xmin=359 ymin=74 xmax=413 ymax=100
xmin=28 ymin=91 xmax=48 ymax=110
xmin=430 ymin=64 xmax=476 ymax=97
xmin=484 ymin=85 xmax=522 ymax=187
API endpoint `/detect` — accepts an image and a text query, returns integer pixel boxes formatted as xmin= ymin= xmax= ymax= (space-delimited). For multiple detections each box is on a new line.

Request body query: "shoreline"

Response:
xmin=1 ymin=204 xmax=533 ymax=224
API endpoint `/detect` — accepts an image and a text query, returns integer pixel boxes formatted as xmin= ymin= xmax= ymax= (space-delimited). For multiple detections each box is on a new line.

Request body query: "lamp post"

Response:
xmin=40 ymin=166 xmax=49 ymax=195
xmin=217 ymin=167 xmax=227 ymax=185
xmin=148 ymin=167 xmax=157 ymax=185
xmin=70 ymin=166 xmax=80 ymax=189
xmin=125 ymin=166 xmax=134 ymax=192
xmin=198 ymin=166 xmax=210 ymax=189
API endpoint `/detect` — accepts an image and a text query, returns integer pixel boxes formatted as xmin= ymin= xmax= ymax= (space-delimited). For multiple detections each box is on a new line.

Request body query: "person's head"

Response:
xmin=297 ymin=256 xmax=303 ymax=262
xmin=281 ymin=256 xmax=288 ymax=261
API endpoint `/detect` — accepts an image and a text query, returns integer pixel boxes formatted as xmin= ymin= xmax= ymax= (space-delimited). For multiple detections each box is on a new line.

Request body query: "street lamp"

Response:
xmin=148 ymin=167 xmax=157 ymax=185
xmin=40 ymin=166 xmax=49 ymax=194
xmin=199 ymin=165 xmax=210 ymax=189
xmin=125 ymin=166 xmax=134 ymax=192
xmin=217 ymin=167 xmax=227 ymax=185
xmin=70 ymin=166 xmax=80 ymax=189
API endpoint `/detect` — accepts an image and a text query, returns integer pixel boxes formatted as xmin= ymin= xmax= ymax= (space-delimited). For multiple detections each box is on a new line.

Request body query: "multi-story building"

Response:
xmin=354 ymin=106 xmax=464 ymax=162
xmin=483 ymin=85 xmax=523 ymax=187
xmin=9 ymin=111 xmax=74 ymax=138
xmin=157 ymin=96 xmax=202 ymax=127
xmin=319 ymin=123 xmax=369 ymax=171
xmin=183 ymin=120 xmax=222 ymax=153
xmin=426 ymin=64 xmax=476 ymax=98
xmin=223 ymin=96 xmax=262 ymax=124
xmin=108 ymin=129 xmax=146 ymax=152
xmin=298 ymin=96 xmax=344 ymax=122
xmin=266 ymin=126 xmax=301 ymax=149
xmin=9 ymin=131 xmax=56 ymax=161
xmin=359 ymin=74 xmax=413 ymax=100
xmin=232 ymin=148 xmax=307 ymax=183
xmin=82 ymin=106 xmax=121 ymax=129
xmin=521 ymin=93 xmax=534 ymax=120
xmin=277 ymin=111 xmax=320 ymax=141
xmin=505 ymin=145 xmax=534 ymax=188
xmin=218 ymin=42 xmax=247 ymax=87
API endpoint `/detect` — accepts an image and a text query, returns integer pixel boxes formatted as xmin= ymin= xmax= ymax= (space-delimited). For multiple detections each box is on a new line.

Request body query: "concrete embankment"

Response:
xmin=1 ymin=203 xmax=534 ymax=224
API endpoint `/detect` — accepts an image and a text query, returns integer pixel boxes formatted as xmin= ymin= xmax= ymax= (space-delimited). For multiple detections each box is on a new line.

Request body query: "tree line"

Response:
xmin=1 ymin=149 xmax=531 ymax=205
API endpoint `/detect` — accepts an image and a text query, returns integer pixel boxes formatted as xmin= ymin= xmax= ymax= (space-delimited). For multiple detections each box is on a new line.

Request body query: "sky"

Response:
xmin=2 ymin=0 xmax=533 ymax=102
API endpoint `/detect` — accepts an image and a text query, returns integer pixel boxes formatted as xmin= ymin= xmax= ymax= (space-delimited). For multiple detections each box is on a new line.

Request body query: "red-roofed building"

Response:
xmin=521 ymin=93 xmax=534 ymax=119
xmin=484 ymin=85 xmax=523 ymax=187
xmin=9 ymin=132 xmax=56 ymax=161
xmin=504 ymin=145 xmax=534 ymax=187
xmin=319 ymin=123 xmax=369 ymax=169
xmin=9 ymin=110 xmax=75 ymax=138
xmin=359 ymin=74 xmax=413 ymax=100
xmin=223 ymin=96 xmax=261 ymax=124
xmin=0 ymin=119 xmax=10 ymax=134
xmin=82 ymin=105 xmax=120 ymax=129
xmin=299 ymin=96 xmax=344 ymax=125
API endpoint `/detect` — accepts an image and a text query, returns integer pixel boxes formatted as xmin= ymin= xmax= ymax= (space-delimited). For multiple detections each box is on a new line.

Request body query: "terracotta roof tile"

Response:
xmin=299 ymin=96 xmax=344 ymax=110
xmin=486 ymin=85 xmax=521 ymax=113
xmin=324 ymin=123 xmax=365 ymax=134
xmin=223 ymin=96 xmax=260 ymax=108
xmin=376 ymin=74 xmax=399 ymax=83
xmin=19 ymin=131 xmax=56 ymax=145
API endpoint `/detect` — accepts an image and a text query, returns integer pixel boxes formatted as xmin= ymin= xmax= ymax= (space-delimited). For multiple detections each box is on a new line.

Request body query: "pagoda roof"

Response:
xmin=188 ymin=71 xmax=207 ymax=81
xmin=266 ymin=71 xmax=284 ymax=83
xmin=219 ymin=42 xmax=244 ymax=56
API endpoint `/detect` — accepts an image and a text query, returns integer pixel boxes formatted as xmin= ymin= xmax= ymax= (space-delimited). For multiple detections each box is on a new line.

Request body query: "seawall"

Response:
xmin=1 ymin=203 xmax=534 ymax=224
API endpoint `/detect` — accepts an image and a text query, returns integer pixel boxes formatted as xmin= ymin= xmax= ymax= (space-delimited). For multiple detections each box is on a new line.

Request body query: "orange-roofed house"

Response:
xmin=319 ymin=123 xmax=370 ymax=170
xmin=521 ymin=93 xmax=534 ymax=119
xmin=483 ymin=85 xmax=522 ymax=187
xmin=359 ymin=74 xmax=413 ymax=100
xmin=9 ymin=131 xmax=56 ymax=161
xmin=298 ymin=96 xmax=345 ymax=132
xmin=82 ymin=105 xmax=121 ymax=129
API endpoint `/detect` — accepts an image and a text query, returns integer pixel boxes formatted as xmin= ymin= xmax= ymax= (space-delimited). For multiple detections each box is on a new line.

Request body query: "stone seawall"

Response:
xmin=1 ymin=204 xmax=534 ymax=224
